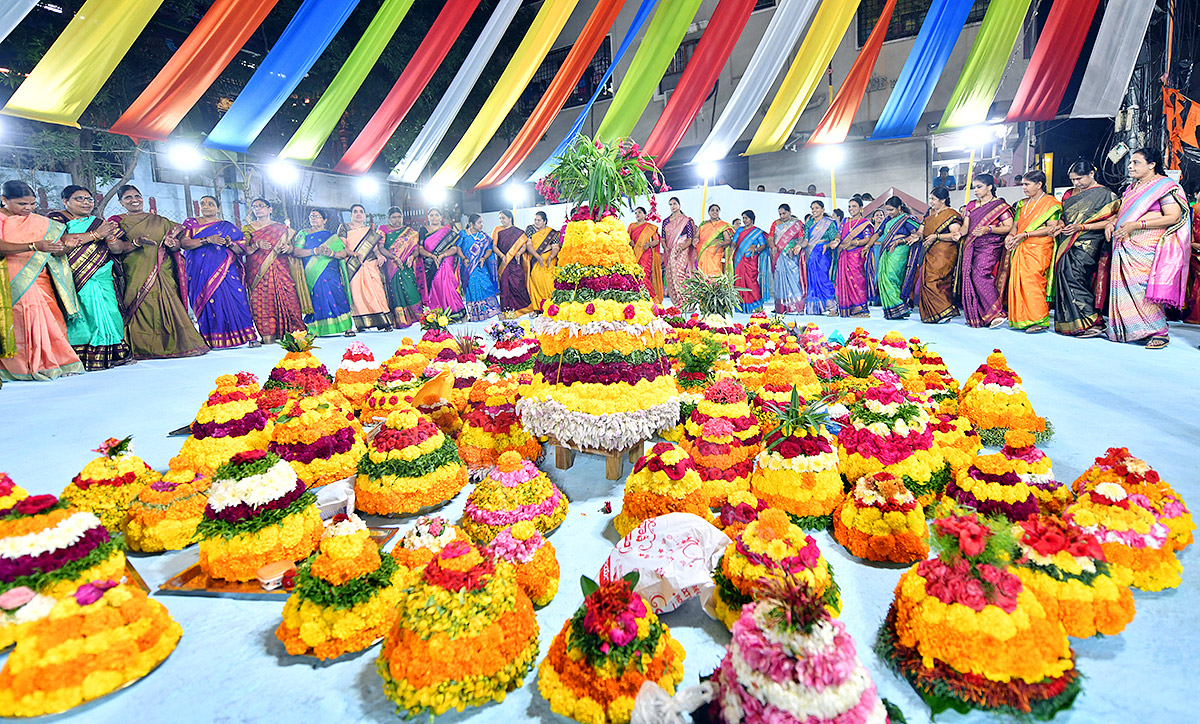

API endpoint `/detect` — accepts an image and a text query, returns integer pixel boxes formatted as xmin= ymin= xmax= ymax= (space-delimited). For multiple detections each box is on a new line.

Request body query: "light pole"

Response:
xmin=816 ymin=145 xmax=843 ymax=207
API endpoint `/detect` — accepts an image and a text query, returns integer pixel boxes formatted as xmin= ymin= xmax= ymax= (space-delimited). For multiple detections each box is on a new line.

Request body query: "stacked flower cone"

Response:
xmin=354 ymin=407 xmax=467 ymax=515
xmin=172 ymin=373 xmax=272 ymax=474
xmin=681 ymin=378 xmax=761 ymax=507
xmin=614 ymin=442 xmax=715 ymax=537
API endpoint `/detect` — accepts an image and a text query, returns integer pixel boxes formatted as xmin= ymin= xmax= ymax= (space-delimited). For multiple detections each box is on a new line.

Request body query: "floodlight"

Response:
xmin=267 ymin=160 xmax=299 ymax=186
xmin=697 ymin=160 xmax=718 ymax=180
xmin=816 ymin=145 xmax=844 ymax=168
xmin=423 ymin=185 xmax=447 ymax=205
xmin=505 ymin=183 xmax=526 ymax=206
xmin=167 ymin=142 xmax=204 ymax=172
xmin=355 ymin=176 xmax=380 ymax=197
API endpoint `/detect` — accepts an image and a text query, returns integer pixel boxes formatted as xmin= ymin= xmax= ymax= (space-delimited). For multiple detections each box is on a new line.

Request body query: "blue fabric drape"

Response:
xmin=204 ymin=0 xmax=362 ymax=152
xmin=870 ymin=0 xmax=975 ymax=140
xmin=525 ymin=0 xmax=660 ymax=182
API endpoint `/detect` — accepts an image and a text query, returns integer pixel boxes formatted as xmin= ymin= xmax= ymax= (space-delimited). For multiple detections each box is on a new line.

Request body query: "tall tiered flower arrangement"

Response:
xmin=172 ymin=373 xmax=272 ymax=474
xmin=751 ymin=391 xmax=842 ymax=529
xmin=682 ymin=378 xmax=762 ymax=507
xmin=334 ymin=342 xmax=383 ymax=411
xmin=264 ymin=332 xmax=333 ymax=399
xmin=61 ymin=436 xmax=158 ymax=532
xmin=520 ymin=136 xmax=679 ymax=452
xmin=959 ymin=349 xmax=1052 ymax=446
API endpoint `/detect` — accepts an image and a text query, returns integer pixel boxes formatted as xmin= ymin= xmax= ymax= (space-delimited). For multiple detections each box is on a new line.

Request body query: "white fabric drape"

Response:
xmin=388 ymin=0 xmax=524 ymax=184
xmin=0 ymin=1 xmax=38 ymax=45
xmin=1071 ymin=0 xmax=1156 ymax=119
xmin=689 ymin=0 xmax=819 ymax=164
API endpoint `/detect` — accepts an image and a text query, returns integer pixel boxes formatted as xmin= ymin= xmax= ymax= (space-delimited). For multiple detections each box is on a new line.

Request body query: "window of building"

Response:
xmin=754 ymin=0 xmax=776 ymax=9
xmin=658 ymin=38 xmax=703 ymax=96
xmin=516 ymin=36 xmax=613 ymax=117
xmin=856 ymin=0 xmax=990 ymax=47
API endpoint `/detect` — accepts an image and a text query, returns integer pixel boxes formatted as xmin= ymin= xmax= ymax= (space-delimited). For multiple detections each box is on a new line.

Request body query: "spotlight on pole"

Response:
xmin=167 ymin=142 xmax=204 ymax=172
xmin=354 ymin=176 xmax=380 ymax=197
xmin=267 ymin=159 xmax=299 ymax=186
xmin=816 ymin=145 xmax=844 ymax=168
xmin=505 ymin=183 xmax=526 ymax=207
xmin=963 ymin=125 xmax=992 ymax=149
xmin=697 ymin=160 xmax=718 ymax=181
xmin=423 ymin=185 xmax=447 ymax=205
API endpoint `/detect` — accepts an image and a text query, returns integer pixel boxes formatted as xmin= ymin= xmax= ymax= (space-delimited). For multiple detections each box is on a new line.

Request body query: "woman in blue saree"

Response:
xmin=733 ymin=210 xmax=770 ymax=313
xmin=180 ymin=195 xmax=257 ymax=348
xmin=868 ymin=196 xmax=921 ymax=319
xmin=458 ymin=213 xmax=500 ymax=322
xmin=291 ymin=208 xmax=354 ymax=337
xmin=804 ymin=200 xmax=838 ymax=316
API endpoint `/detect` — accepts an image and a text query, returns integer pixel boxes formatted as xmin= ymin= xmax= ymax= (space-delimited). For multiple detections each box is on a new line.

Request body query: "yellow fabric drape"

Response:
xmin=2 ymin=0 xmax=166 ymax=126
xmin=745 ymin=0 xmax=862 ymax=156
xmin=430 ymin=0 xmax=580 ymax=187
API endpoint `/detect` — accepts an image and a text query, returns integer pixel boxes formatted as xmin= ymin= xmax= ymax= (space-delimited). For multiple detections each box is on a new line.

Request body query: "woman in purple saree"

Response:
xmin=952 ymin=174 xmax=1014 ymax=328
xmin=831 ymin=196 xmax=872 ymax=317
xmin=180 ymin=195 xmax=257 ymax=348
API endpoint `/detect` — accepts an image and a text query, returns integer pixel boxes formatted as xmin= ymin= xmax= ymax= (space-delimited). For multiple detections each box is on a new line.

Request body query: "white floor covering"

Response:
xmin=0 ymin=314 xmax=1196 ymax=724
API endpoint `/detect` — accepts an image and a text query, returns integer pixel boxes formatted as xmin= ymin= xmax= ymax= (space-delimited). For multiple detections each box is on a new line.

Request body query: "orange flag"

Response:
xmin=806 ymin=0 xmax=896 ymax=146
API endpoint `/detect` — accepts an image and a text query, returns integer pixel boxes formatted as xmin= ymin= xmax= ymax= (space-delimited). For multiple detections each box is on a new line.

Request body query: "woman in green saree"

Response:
xmin=292 ymin=208 xmax=355 ymax=337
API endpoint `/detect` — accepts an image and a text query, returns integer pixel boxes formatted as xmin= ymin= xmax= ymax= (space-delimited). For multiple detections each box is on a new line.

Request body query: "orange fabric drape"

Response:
xmin=807 ymin=0 xmax=896 ymax=146
xmin=475 ymin=0 xmax=625 ymax=189
xmin=110 ymin=0 xmax=280 ymax=141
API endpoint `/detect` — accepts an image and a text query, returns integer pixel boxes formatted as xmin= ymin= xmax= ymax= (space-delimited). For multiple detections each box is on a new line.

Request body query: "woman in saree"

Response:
xmin=525 ymin=210 xmax=560 ymax=311
xmin=914 ymin=187 xmax=963 ymax=323
xmin=628 ymin=206 xmax=663 ymax=302
xmin=376 ymin=206 xmax=422 ymax=328
xmin=339 ymin=203 xmax=392 ymax=332
xmin=804 ymin=200 xmax=838 ymax=316
xmin=47 ymin=185 xmax=131 ymax=369
xmin=1005 ymin=170 xmax=1062 ymax=333
xmin=868 ymin=196 xmax=921 ymax=319
xmin=292 ymin=208 xmax=354 ymax=337
xmin=697 ymin=204 xmax=732 ymax=277
xmin=661 ymin=197 xmax=697 ymax=303
xmin=1051 ymin=161 xmax=1119 ymax=337
xmin=108 ymin=185 xmax=208 ymax=359
xmin=1103 ymin=147 xmax=1192 ymax=349
xmin=416 ymin=207 xmax=466 ymax=321
xmin=458 ymin=213 xmax=500 ymax=322
xmin=242 ymin=198 xmax=307 ymax=345
xmin=180 ymin=195 xmax=258 ymax=349
xmin=0 ymin=180 xmax=85 ymax=381
xmin=493 ymin=209 xmax=532 ymax=317
xmin=830 ymin=196 xmax=872 ymax=317
xmin=952 ymin=173 xmax=1013 ymax=328
xmin=867 ymin=208 xmax=886 ymax=305
xmin=769 ymin=203 xmax=806 ymax=314
xmin=733 ymin=209 xmax=770 ymax=313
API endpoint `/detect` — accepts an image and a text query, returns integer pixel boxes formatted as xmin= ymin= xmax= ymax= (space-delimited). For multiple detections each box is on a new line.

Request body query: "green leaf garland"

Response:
xmin=196 ymin=491 xmax=317 ymax=541
xmin=355 ymin=435 xmax=461 ymax=480
xmin=293 ymin=553 xmax=399 ymax=610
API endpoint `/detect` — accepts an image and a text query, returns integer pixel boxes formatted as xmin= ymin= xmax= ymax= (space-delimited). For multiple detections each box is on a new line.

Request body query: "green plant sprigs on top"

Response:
xmin=538 ymin=136 xmax=664 ymax=217
xmin=676 ymin=271 xmax=745 ymax=318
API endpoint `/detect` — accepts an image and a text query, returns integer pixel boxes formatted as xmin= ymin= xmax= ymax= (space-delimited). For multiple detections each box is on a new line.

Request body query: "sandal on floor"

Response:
xmin=1146 ymin=337 xmax=1169 ymax=350
xmin=989 ymin=317 xmax=1008 ymax=329
xmin=1077 ymin=327 xmax=1104 ymax=339
xmin=344 ymin=330 xmax=357 ymax=337
xmin=1025 ymin=325 xmax=1048 ymax=334
xmin=248 ymin=340 xmax=262 ymax=348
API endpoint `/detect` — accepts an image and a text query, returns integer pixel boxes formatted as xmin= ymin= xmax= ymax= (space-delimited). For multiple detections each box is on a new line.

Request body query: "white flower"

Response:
xmin=1093 ymin=482 xmax=1127 ymax=503
xmin=208 ymin=460 xmax=299 ymax=512
xmin=325 ymin=514 xmax=367 ymax=538
xmin=0 ymin=511 xmax=105 ymax=560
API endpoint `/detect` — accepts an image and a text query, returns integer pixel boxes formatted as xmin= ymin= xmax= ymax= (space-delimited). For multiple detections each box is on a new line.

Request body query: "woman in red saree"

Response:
xmin=242 ymin=198 xmax=307 ymax=344
xmin=628 ymin=206 xmax=663 ymax=303
xmin=1005 ymin=171 xmax=1062 ymax=332
xmin=733 ymin=210 xmax=770 ymax=313
xmin=661 ymin=197 xmax=696 ymax=303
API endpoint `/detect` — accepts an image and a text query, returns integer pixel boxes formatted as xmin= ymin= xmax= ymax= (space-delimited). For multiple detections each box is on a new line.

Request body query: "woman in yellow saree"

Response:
xmin=697 ymin=204 xmax=733 ymax=277
xmin=525 ymin=210 xmax=560 ymax=312
xmin=628 ymin=206 xmax=663 ymax=302
xmin=1005 ymin=170 xmax=1062 ymax=332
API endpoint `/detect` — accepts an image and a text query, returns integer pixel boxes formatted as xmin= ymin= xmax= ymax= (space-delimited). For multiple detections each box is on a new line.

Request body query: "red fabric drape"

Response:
xmin=1005 ymin=0 xmax=1101 ymax=122
xmin=640 ymin=0 xmax=753 ymax=166
xmin=109 ymin=0 xmax=281 ymax=141
xmin=475 ymin=0 xmax=625 ymax=189
xmin=806 ymin=0 xmax=895 ymax=146
xmin=334 ymin=0 xmax=481 ymax=175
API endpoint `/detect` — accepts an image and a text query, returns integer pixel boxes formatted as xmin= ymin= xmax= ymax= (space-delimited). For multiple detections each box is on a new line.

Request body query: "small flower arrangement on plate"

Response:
xmin=123 ymin=468 xmax=210 ymax=552
xmin=462 ymin=451 xmax=566 ymax=542
xmin=997 ymin=430 xmax=1072 ymax=515
xmin=61 ymin=436 xmax=158 ymax=532
xmin=944 ymin=434 xmax=1041 ymax=522
xmin=484 ymin=319 xmax=540 ymax=376
xmin=171 ymin=373 xmax=272 ymax=474
xmin=958 ymin=349 xmax=1053 ymax=446
xmin=457 ymin=368 xmax=543 ymax=478
xmin=1072 ymin=447 xmax=1192 ymax=552
xmin=354 ymin=407 xmax=467 ymax=515
xmin=263 ymin=331 xmax=333 ymax=398
xmin=389 ymin=515 xmax=471 ymax=585
xmin=380 ymin=337 xmax=430 ymax=375
xmin=1063 ymin=480 xmax=1181 ymax=591
xmin=615 ymin=442 xmax=715 ymax=537
xmin=834 ymin=471 xmax=929 ymax=564
xmin=334 ymin=341 xmax=383 ymax=411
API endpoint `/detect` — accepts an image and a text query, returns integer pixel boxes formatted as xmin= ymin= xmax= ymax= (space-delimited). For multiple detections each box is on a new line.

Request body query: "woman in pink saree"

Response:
xmin=661 ymin=196 xmax=696 ymax=304
xmin=831 ymin=196 xmax=872 ymax=317
xmin=416 ymin=208 xmax=466 ymax=322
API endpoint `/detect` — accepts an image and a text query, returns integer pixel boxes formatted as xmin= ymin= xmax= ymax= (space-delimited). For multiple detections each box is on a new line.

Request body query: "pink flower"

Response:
xmin=623 ymin=304 xmax=636 ymax=320
xmin=73 ymin=579 xmax=118 ymax=606
xmin=547 ymin=304 xmax=559 ymax=317
xmin=585 ymin=303 xmax=596 ymax=315
xmin=14 ymin=495 xmax=57 ymax=516
xmin=0 ymin=587 xmax=35 ymax=611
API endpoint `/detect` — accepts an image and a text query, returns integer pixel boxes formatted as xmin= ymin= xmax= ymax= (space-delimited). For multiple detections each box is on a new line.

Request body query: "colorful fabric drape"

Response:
xmin=431 ymin=0 xmax=581 ymax=187
xmin=870 ymin=0 xmax=976 ymax=140
xmin=204 ymin=0 xmax=362 ymax=152
xmin=280 ymin=0 xmax=416 ymax=163
xmin=390 ymin=0 xmax=524 ymax=184
xmin=1005 ymin=0 xmax=1102 ymax=122
xmin=110 ymin=0 xmax=281 ymax=141
xmin=690 ymin=0 xmax=820 ymax=164
xmin=336 ymin=0 xmax=482 ymax=175
xmin=1073 ymin=0 xmax=1157 ymax=118
xmin=746 ymin=0 xmax=862 ymax=155
xmin=0 ymin=2 xmax=39 ymax=46
xmin=938 ymin=0 xmax=1034 ymax=130
xmin=1164 ymin=88 xmax=1200 ymax=170
xmin=475 ymin=0 xmax=625 ymax=188
xmin=642 ymin=0 xmax=753 ymax=166
xmin=2 ymin=0 xmax=166 ymax=127
xmin=524 ymin=0 xmax=662 ymax=183
xmin=809 ymin=0 xmax=896 ymax=146
xmin=595 ymin=0 xmax=704 ymax=142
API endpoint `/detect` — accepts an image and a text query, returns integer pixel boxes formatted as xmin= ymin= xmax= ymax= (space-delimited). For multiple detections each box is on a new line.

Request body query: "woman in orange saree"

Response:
xmin=915 ymin=187 xmax=963 ymax=323
xmin=697 ymin=204 xmax=733 ymax=277
xmin=0 ymin=180 xmax=85 ymax=381
xmin=628 ymin=206 xmax=663 ymax=303
xmin=1005 ymin=170 xmax=1062 ymax=332
xmin=339 ymin=203 xmax=392 ymax=332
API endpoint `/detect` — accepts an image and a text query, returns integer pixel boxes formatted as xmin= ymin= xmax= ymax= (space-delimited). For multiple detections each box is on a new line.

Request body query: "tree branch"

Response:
xmin=97 ymin=141 xmax=143 ymax=215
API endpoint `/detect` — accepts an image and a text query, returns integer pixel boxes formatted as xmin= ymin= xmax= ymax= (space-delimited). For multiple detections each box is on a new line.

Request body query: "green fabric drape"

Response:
xmin=939 ymin=0 xmax=1034 ymax=129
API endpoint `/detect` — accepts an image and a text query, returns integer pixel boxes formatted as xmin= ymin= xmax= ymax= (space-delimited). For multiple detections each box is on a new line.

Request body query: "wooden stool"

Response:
xmin=546 ymin=436 xmax=647 ymax=481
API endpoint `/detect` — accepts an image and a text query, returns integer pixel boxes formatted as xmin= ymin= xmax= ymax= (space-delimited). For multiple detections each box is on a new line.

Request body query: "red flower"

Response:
xmin=585 ymin=303 xmax=596 ymax=315
xmin=623 ymin=304 xmax=636 ymax=320
xmin=14 ymin=495 xmax=57 ymax=516
xmin=231 ymin=449 xmax=268 ymax=465
xmin=778 ymin=439 xmax=802 ymax=458
xmin=547 ymin=304 xmax=559 ymax=317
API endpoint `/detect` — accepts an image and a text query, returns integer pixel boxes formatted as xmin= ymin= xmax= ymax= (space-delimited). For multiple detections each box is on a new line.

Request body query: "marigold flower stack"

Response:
xmin=381 ymin=337 xmax=429 ymax=375
xmin=538 ymin=575 xmax=686 ymax=724
xmin=333 ymin=341 xmax=382 ymax=411
xmin=486 ymin=520 xmax=560 ymax=606
xmin=450 ymin=351 xmax=486 ymax=412
xmin=682 ymin=378 xmax=762 ymax=506
xmin=377 ymin=541 xmax=539 ymax=717
xmin=264 ymin=331 xmax=334 ymax=398
xmin=750 ymin=395 xmax=841 ymax=529
xmin=716 ymin=490 xmax=769 ymax=538
xmin=61 ymin=436 xmax=158 ymax=532
xmin=461 ymin=451 xmax=566 ymax=542
xmin=998 ymin=430 xmax=1072 ymax=515
xmin=389 ymin=515 xmax=472 ymax=584
xmin=959 ymin=349 xmax=1052 ymax=446
xmin=269 ymin=395 xmax=365 ymax=487
xmin=172 ymin=373 xmax=273 ymax=474
xmin=458 ymin=368 xmax=542 ymax=478
xmin=757 ymin=341 xmax=822 ymax=411
xmin=276 ymin=515 xmax=405 ymax=660
xmin=354 ymin=407 xmax=467 ymax=515
xmin=362 ymin=368 xmax=424 ymax=422
xmin=1072 ymin=447 xmax=1193 ymax=552
xmin=122 ymin=468 xmax=210 ymax=552
xmin=483 ymin=319 xmax=540 ymax=377
xmin=196 ymin=450 xmax=323 ymax=582
xmin=615 ymin=442 xmax=715 ymax=537
xmin=834 ymin=471 xmax=929 ymax=564
xmin=928 ymin=412 xmax=982 ymax=480
xmin=944 ymin=434 xmax=1041 ymax=522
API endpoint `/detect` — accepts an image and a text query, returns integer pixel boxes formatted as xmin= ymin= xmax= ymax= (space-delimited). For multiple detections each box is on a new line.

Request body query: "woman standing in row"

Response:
xmin=48 ymin=185 xmax=131 ymax=369
xmin=697 ymin=204 xmax=732 ymax=277
xmin=526 ymin=210 xmax=560 ymax=311
xmin=109 ymin=185 xmax=209 ymax=358
xmin=770 ymin=203 xmax=806 ymax=314
xmin=418 ymin=207 xmax=465 ymax=321
xmin=629 ymin=207 xmax=663 ymax=303
xmin=181 ymin=195 xmax=258 ymax=348
xmin=955 ymin=174 xmax=1013 ymax=327
xmin=292 ymin=208 xmax=354 ymax=337
xmin=832 ymin=196 xmax=872 ymax=318
xmin=242 ymin=198 xmax=308 ymax=345
xmin=1052 ymin=161 xmax=1119 ymax=337
xmin=377 ymin=207 xmax=423 ymax=328
xmin=732 ymin=209 xmax=770 ymax=313
xmin=458 ymin=213 xmax=500 ymax=322
xmin=871 ymin=196 xmax=920 ymax=320
xmin=662 ymin=197 xmax=696 ymax=303
xmin=804 ymin=200 xmax=838 ymax=316
xmin=340 ymin=203 xmax=392 ymax=332
xmin=494 ymin=209 xmax=531 ymax=317
xmin=1006 ymin=170 xmax=1062 ymax=333
xmin=915 ymin=187 xmax=962 ymax=323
